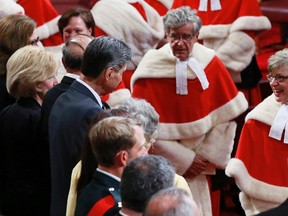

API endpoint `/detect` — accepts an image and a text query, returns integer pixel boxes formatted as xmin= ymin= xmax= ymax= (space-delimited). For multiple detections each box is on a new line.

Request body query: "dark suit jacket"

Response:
xmin=75 ymin=170 xmax=121 ymax=216
xmin=0 ymin=75 xmax=15 ymax=111
xmin=41 ymin=75 xmax=75 ymax=139
xmin=0 ymin=98 xmax=50 ymax=215
xmin=49 ymin=80 xmax=103 ymax=216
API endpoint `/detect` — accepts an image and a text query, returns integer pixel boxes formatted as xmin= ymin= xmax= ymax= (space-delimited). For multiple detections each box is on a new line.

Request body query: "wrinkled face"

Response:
xmin=166 ymin=23 xmax=197 ymax=61
xmin=63 ymin=16 xmax=92 ymax=42
xmin=269 ymin=66 xmax=288 ymax=104
xmin=127 ymin=125 xmax=149 ymax=161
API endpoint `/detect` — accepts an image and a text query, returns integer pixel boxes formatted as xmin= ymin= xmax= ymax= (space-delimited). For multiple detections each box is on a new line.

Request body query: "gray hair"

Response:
xmin=163 ymin=6 xmax=202 ymax=35
xmin=121 ymin=155 xmax=175 ymax=212
xmin=144 ymin=188 xmax=198 ymax=216
xmin=268 ymin=48 xmax=288 ymax=74
xmin=118 ymin=98 xmax=159 ymax=141
xmin=81 ymin=36 xmax=131 ymax=78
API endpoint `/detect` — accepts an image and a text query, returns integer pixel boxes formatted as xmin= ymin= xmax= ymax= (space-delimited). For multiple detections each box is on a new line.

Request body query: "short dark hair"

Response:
xmin=57 ymin=7 xmax=95 ymax=37
xmin=121 ymin=155 xmax=175 ymax=212
xmin=81 ymin=36 xmax=131 ymax=78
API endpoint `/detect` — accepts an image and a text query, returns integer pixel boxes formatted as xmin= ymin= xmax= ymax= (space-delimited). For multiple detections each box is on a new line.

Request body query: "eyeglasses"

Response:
xmin=267 ymin=74 xmax=288 ymax=82
xmin=168 ymin=33 xmax=194 ymax=42
xmin=30 ymin=36 xmax=40 ymax=46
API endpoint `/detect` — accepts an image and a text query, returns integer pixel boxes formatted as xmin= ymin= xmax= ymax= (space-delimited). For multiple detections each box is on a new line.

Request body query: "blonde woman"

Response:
xmin=0 ymin=45 xmax=57 ymax=215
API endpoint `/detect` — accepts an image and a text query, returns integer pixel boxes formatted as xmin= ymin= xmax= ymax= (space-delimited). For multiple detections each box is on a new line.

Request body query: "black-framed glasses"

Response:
xmin=30 ymin=36 xmax=40 ymax=46
xmin=267 ymin=74 xmax=288 ymax=82
xmin=168 ymin=32 xmax=194 ymax=42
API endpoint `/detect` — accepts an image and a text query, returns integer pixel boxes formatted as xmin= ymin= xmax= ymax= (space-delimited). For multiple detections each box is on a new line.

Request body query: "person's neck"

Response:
xmin=66 ymin=69 xmax=81 ymax=76
xmin=80 ymin=75 xmax=106 ymax=97
xmin=98 ymin=165 xmax=123 ymax=178
xmin=120 ymin=207 xmax=142 ymax=216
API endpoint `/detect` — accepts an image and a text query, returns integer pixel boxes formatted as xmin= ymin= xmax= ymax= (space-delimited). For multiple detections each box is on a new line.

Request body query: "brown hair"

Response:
xmin=57 ymin=7 xmax=95 ymax=37
xmin=0 ymin=14 xmax=36 ymax=75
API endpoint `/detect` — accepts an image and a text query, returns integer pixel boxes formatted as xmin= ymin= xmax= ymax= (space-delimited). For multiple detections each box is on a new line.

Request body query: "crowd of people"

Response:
xmin=0 ymin=0 xmax=287 ymax=216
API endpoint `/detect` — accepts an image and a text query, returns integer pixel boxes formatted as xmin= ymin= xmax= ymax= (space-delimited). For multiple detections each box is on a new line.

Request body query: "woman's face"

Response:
xmin=41 ymin=75 xmax=58 ymax=95
xmin=269 ymin=66 xmax=288 ymax=104
xmin=62 ymin=16 xmax=92 ymax=42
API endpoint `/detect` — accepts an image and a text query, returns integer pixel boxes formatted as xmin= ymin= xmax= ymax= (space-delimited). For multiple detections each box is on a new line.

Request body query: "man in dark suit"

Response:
xmin=49 ymin=36 xmax=131 ymax=216
xmin=39 ymin=34 xmax=93 ymax=215
xmin=75 ymin=116 xmax=150 ymax=216
xmin=41 ymin=34 xmax=93 ymax=146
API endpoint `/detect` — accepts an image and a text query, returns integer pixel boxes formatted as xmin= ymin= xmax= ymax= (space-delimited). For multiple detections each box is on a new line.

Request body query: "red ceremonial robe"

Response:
xmin=131 ymin=42 xmax=248 ymax=216
xmin=236 ymin=94 xmax=288 ymax=187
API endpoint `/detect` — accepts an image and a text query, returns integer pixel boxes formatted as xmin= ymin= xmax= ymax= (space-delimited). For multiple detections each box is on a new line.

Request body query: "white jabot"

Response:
xmin=176 ymin=59 xmax=188 ymax=95
xmin=269 ymin=104 xmax=288 ymax=144
xmin=188 ymin=57 xmax=209 ymax=90
xmin=199 ymin=0 xmax=221 ymax=11
xmin=175 ymin=57 xmax=209 ymax=95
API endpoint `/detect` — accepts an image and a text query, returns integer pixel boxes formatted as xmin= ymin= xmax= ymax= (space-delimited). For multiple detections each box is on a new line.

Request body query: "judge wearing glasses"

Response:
xmin=131 ymin=6 xmax=248 ymax=216
xmin=228 ymin=48 xmax=288 ymax=215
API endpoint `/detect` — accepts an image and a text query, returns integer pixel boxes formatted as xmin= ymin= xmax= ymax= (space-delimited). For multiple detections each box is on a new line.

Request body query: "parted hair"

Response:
xmin=89 ymin=116 xmax=140 ymax=167
xmin=6 ymin=46 xmax=57 ymax=98
xmin=268 ymin=48 xmax=288 ymax=74
xmin=81 ymin=36 xmax=131 ymax=78
xmin=57 ymin=7 xmax=95 ymax=37
xmin=163 ymin=6 xmax=202 ymax=36
xmin=0 ymin=14 xmax=36 ymax=75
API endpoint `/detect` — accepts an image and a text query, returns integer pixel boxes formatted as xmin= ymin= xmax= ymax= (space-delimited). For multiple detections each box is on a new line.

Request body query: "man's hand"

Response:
xmin=183 ymin=154 xmax=209 ymax=178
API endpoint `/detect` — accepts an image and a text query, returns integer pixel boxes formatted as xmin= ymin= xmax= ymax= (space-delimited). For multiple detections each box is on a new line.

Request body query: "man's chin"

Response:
xmin=174 ymin=53 xmax=188 ymax=61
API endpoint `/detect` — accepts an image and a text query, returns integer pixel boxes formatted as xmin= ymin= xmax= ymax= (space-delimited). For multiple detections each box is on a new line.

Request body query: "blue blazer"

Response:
xmin=49 ymin=80 xmax=103 ymax=216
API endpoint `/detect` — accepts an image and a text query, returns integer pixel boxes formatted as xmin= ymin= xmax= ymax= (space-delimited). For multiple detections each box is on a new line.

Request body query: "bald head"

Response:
xmin=62 ymin=34 xmax=93 ymax=74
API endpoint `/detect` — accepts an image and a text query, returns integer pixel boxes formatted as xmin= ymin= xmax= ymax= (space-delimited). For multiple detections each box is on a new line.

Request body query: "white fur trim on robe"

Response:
xmin=131 ymin=43 xmax=215 ymax=89
xmin=133 ymin=43 xmax=248 ymax=173
xmin=245 ymin=94 xmax=280 ymax=126
xmin=45 ymin=44 xmax=66 ymax=82
xmin=226 ymin=158 xmax=288 ymax=215
xmin=187 ymin=175 xmax=212 ymax=216
xmin=37 ymin=15 xmax=61 ymax=40
xmin=105 ymin=88 xmax=131 ymax=108
xmin=91 ymin=0 xmax=164 ymax=70
xmin=199 ymin=15 xmax=271 ymax=82
xmin=0 ymin=0 xmax=24 ymax=15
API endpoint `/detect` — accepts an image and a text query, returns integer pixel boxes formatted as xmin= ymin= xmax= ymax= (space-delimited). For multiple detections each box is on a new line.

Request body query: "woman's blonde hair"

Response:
xmin=6 ymin=45 xmax=58 ymax=98
xmin=0 ymin=14 xmax=36 ymax=75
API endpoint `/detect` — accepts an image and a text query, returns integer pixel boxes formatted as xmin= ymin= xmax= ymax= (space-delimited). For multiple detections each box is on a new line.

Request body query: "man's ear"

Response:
xmin=115 ymin=150 xmax=129 ymax=167
xmin=104 ymin=67 xmax=114 ymax=81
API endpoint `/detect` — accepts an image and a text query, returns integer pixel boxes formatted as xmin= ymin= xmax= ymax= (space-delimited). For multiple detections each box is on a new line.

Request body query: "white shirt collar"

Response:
xmin=97 ymin=168 xmax=121 ymax=182
xmin=65 ymin=73 xmax=80 ymax=80
xmin=76 ymin=78 xmax=103 ymax=108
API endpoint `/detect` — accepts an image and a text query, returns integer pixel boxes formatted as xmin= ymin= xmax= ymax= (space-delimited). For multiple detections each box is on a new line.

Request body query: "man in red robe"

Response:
xmin=172 ymin=0 xmax=271 ymax=106
xmin=131 ymin=6 xmax=248 ymax=215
